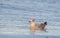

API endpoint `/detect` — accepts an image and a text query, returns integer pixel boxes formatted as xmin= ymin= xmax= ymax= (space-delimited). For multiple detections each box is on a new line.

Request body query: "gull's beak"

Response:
xmin=29 ymin=21 xmax=30 ymax=22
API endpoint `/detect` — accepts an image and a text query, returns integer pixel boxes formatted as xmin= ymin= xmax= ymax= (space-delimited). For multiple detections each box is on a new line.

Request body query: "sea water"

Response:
xmin=0 ymin=0 xmax=60 ymax=38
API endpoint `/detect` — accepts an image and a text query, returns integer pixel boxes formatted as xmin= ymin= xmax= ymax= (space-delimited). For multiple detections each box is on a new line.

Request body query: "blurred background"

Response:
xmin=0 ymin=0 xmax=60 ymax=38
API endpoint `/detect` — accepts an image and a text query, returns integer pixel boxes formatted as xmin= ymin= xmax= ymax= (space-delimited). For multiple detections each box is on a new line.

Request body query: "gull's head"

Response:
xmin=29 ymin=19 xmax=35 ymax=23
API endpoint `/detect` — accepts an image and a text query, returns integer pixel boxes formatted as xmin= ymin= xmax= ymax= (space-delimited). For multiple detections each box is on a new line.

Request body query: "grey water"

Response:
xmin=0 ymin=35 xmax=60 ymax=38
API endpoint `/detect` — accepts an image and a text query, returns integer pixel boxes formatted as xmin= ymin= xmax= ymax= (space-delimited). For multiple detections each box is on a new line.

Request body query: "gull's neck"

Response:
xmin=30 ymin=22 xmax=35 ymax=26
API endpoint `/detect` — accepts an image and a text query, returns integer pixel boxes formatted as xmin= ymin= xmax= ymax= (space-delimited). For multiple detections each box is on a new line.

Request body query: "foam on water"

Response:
xmin=0 ymin=26 xmax=60 ymax=36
